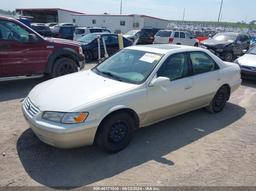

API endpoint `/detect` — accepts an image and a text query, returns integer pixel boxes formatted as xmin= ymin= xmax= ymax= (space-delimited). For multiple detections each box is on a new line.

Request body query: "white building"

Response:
xmin=72 ymin=14 xmax=169 ymax=33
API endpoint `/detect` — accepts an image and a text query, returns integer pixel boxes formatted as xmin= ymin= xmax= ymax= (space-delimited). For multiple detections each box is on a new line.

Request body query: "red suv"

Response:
xmin=0 ymin=16 xmax=85 ymax=78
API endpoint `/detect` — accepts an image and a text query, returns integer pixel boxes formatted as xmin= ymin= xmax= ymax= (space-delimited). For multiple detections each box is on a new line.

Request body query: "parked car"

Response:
xmin=22 ymin=44 xmax=241 ymax=152
xmin=73 ymin=27 xmax=111 ymax=41
xmin=58 ymin=25 xmax=76 ymax=40
xmin=31 ymin=23 xmax=53 ymax=37
xmin=235 ymin=46 xmax=256 ymax=80
xmin=0 ymin=16 xmax=85 ymax=78
xmin=123 ymin=30 xmax=141 ymax=42
xmin=201 ymin=32 xmax=250 ymax=62
xmin=136 ymin=28 xmax=161 ymax=45
xmin=79 ymin=33 xmax=133 ymax=62
xmin=154 ymin=30 xmax=199 ymax=46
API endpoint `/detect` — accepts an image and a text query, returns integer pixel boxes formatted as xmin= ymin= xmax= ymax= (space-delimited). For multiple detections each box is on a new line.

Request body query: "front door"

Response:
xmin=145 ymin=52 xmax=193 ymax=125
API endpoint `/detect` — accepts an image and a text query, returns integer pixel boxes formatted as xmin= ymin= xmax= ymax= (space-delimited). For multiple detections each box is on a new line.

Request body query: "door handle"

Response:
xmin=217 ymin=78 xmax=221 ymax=81
xmin=185 ymin=86 xmax=192 ymax=90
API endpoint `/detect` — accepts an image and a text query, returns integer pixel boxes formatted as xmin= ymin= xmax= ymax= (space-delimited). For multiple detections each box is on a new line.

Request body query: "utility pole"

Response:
xmin=218 ymin=0 xmax=223 ymax=22
xmin=120 ymin=0 xmax=123 ymax=15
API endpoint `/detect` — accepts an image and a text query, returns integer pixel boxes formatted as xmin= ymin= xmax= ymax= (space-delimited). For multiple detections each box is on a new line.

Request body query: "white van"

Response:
xmin=73 ymin=27 xmax=111 ymax=41
xmin=154 ymin=30 xmax=199 ymax=46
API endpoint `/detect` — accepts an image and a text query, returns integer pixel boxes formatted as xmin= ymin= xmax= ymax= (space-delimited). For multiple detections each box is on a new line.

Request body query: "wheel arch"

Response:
xmin=45 ymin=48 xmax=80 ymax=74
xmin=94 ymin=106 xmax=140 ymax=143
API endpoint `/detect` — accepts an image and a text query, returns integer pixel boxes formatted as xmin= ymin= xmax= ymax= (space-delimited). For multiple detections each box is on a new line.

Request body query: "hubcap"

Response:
xmin=108 ymin=121 xmax=128 ymax=144
xmin=58 ymin=63 xmax=74 ymax=76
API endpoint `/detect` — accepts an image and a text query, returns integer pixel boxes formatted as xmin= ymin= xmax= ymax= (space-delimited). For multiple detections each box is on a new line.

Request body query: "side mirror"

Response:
xmin=28 ymin=33 xmax=39 ymax=43
xmin=149 ymin=77 xmax=170 ymax=87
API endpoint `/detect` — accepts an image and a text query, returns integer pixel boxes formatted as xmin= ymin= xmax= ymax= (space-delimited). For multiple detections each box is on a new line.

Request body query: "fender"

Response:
xmin=45 ymin=48 xmax=80 ymax=74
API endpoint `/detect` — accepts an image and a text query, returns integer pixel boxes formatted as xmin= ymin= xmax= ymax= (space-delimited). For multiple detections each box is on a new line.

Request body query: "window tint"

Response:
xmin=102 ymin=35 xmax=118 ymax=44
xmin=157 ymin=53 xmax=189 ymax=81
xmin=180 ymin=32 xmax=185 ymax=38
xmin=174 ymin=32 xmax=179 ymax=38
xmin=90 ymin=29 xmax=103 ymax=33
xmin=190 ymin=52 xmax=219 ymax=75
xmin=0 ymin=20 xmax=29 ymax=42
xmin=155 ymin=30 xmax=172 ymax=37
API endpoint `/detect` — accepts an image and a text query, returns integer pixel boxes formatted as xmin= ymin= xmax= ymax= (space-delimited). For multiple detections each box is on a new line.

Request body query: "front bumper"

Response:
xmin=22 ymin=104 xmax=98 ymax=149
xmin=78 ymin=54 xmax=86 ymax=70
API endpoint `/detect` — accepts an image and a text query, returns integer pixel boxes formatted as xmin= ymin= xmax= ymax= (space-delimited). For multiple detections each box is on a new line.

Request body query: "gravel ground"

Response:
xmin=0 ymin=66 xmax=255 ymax=188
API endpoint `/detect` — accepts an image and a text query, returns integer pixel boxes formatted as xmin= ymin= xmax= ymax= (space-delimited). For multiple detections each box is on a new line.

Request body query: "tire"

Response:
xmin=51 ymin=57 xmax=78 ymax=78
xmin=84 ymin=50 xmax=93 ymax=63
xmin=223 ymin=52 xmax=234 ymax=62
xmin=95 ymin=112 xmax=135 ymax=153
xmin=206 ymin=86 xmax=229 ymax=113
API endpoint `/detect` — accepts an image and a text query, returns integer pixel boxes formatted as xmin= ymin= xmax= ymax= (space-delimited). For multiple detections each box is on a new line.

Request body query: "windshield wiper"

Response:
xmin=99 ymin=70 xmax=124 ymax=82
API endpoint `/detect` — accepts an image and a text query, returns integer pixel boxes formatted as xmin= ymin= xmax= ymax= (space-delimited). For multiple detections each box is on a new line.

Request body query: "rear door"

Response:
xmin=189 ymin=51 xmax=221 ymax=106
xmin=0 ymin=19 xmax=48 ymax=77
xmin=173 ymin=32 xmax=180 ymax=44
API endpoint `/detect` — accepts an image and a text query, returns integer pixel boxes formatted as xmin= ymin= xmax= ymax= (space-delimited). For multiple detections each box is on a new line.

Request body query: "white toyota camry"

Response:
xmin=22 ymin=45 xmax=241 ymax=152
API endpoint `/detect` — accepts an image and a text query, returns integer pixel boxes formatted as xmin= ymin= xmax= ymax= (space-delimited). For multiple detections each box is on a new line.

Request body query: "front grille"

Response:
xmin=23 ymin=98 xmax=40 ymax=118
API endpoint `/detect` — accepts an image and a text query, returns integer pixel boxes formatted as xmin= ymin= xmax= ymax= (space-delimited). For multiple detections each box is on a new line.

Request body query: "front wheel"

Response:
xmin=223 ymin=52 xmax=234 ymax=62
xmin=206 ymin=86 xmax=229 ymax=113
xmin=95 ymin=113 xmax=135 ymax=153
xmin=51 ymin=58 xmax=78 ymax=78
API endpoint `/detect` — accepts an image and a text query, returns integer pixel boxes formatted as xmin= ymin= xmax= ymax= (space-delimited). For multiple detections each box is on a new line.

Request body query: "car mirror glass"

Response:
xmin=28 ymin=33 xmax=39 ymax=43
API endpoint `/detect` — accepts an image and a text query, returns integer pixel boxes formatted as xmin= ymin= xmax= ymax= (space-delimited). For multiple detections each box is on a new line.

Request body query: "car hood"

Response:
xmin=45 ymin=37 xmax=80 ymax=46
xmin=28 ymin=70 xmax=138 ymax=112
xmin=201 ymin=38 xmax=233 ymax=47
xmin=237 ymin=54 xmax=256 ymax=67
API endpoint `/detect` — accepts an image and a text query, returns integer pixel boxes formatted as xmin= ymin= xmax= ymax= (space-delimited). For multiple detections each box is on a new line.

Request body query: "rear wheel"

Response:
xmin=95 ymin=112 xmax=135 ymax=153
xmin=51 ymin=58 xmax=78 ymax=78
xmin=206 ymin=86 xmax=229 ymax=113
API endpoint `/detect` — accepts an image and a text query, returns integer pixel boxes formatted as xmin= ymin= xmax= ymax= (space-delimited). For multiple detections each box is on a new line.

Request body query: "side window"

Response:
xmin=174 ymin=32 xmax=179 ymax=38
xmin=180 ymin=32 xmax=185 ymax=38
xmin=157 ymin=53 xmax=189 ymax=81
xmin=0 ymin=20 xmax=29 ymax=42
xmin=190 ymin=52 xmax=219 ymax=75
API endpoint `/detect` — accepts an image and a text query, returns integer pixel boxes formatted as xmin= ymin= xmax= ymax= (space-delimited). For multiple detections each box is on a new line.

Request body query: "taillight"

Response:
xmin=169 ymin=37 xmax=174 ymax=43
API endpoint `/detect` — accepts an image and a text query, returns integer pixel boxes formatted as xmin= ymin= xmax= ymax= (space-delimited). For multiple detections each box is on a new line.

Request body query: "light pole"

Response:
xmin=218 ymin=0 xmax=224 ymax=22
xmin=120 ymin=0 xmax=123 ymax=15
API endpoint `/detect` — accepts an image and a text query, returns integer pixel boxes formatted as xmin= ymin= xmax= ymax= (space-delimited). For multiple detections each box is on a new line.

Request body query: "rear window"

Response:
xmin=90 ymin=29 xmax=103 ymax=33
xmin=75 ymin=29 xmax=85 ymax=34
xmin=156 ymin=31 xmax=172 ymax=37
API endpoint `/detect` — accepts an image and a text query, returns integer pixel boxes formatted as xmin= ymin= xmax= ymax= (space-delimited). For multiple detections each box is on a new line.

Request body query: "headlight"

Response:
xmin=42 ymin=112 xmax=89 ymax=124
xmin=79 ymin=46 xmax=83 ymax=55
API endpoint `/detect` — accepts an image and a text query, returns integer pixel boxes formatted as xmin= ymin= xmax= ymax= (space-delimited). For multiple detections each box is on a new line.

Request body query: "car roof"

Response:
xmin=126 ymin=44 xmax=203 ymax=54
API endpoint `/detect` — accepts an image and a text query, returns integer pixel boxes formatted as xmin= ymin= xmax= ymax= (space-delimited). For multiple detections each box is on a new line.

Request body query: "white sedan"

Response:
xmin=235 ymin=46 xmax=256 ymax=80
xmin=22 ymin=45 xmax=241 ymax=152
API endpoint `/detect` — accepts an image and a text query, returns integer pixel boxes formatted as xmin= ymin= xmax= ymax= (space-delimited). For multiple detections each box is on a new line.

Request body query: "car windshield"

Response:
xmin=247 ymin=47 xmax=256 ymax=55
xmin=78 ymin=33 xmax=97 ymax=43
xmin=156 ymin=30 xmax=172 ymax=37
xmin=213 ymin=33 xmax=237 ymax=41
xmin=125 ymin=30 xmax=139 ymax=36
xmin=93 ymin=49 xmax=163 ymax=84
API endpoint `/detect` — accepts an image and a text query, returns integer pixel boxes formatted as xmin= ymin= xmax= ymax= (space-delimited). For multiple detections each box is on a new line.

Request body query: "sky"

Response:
xmin=1 ymin=0 xmax=255 ymax=22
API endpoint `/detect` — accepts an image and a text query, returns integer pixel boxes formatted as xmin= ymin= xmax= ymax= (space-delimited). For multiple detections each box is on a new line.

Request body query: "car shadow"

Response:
xmin=16 ymin=102 xmax=246 ymax=189
xmin=0 ymin=77 xmax=46 ymax=102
